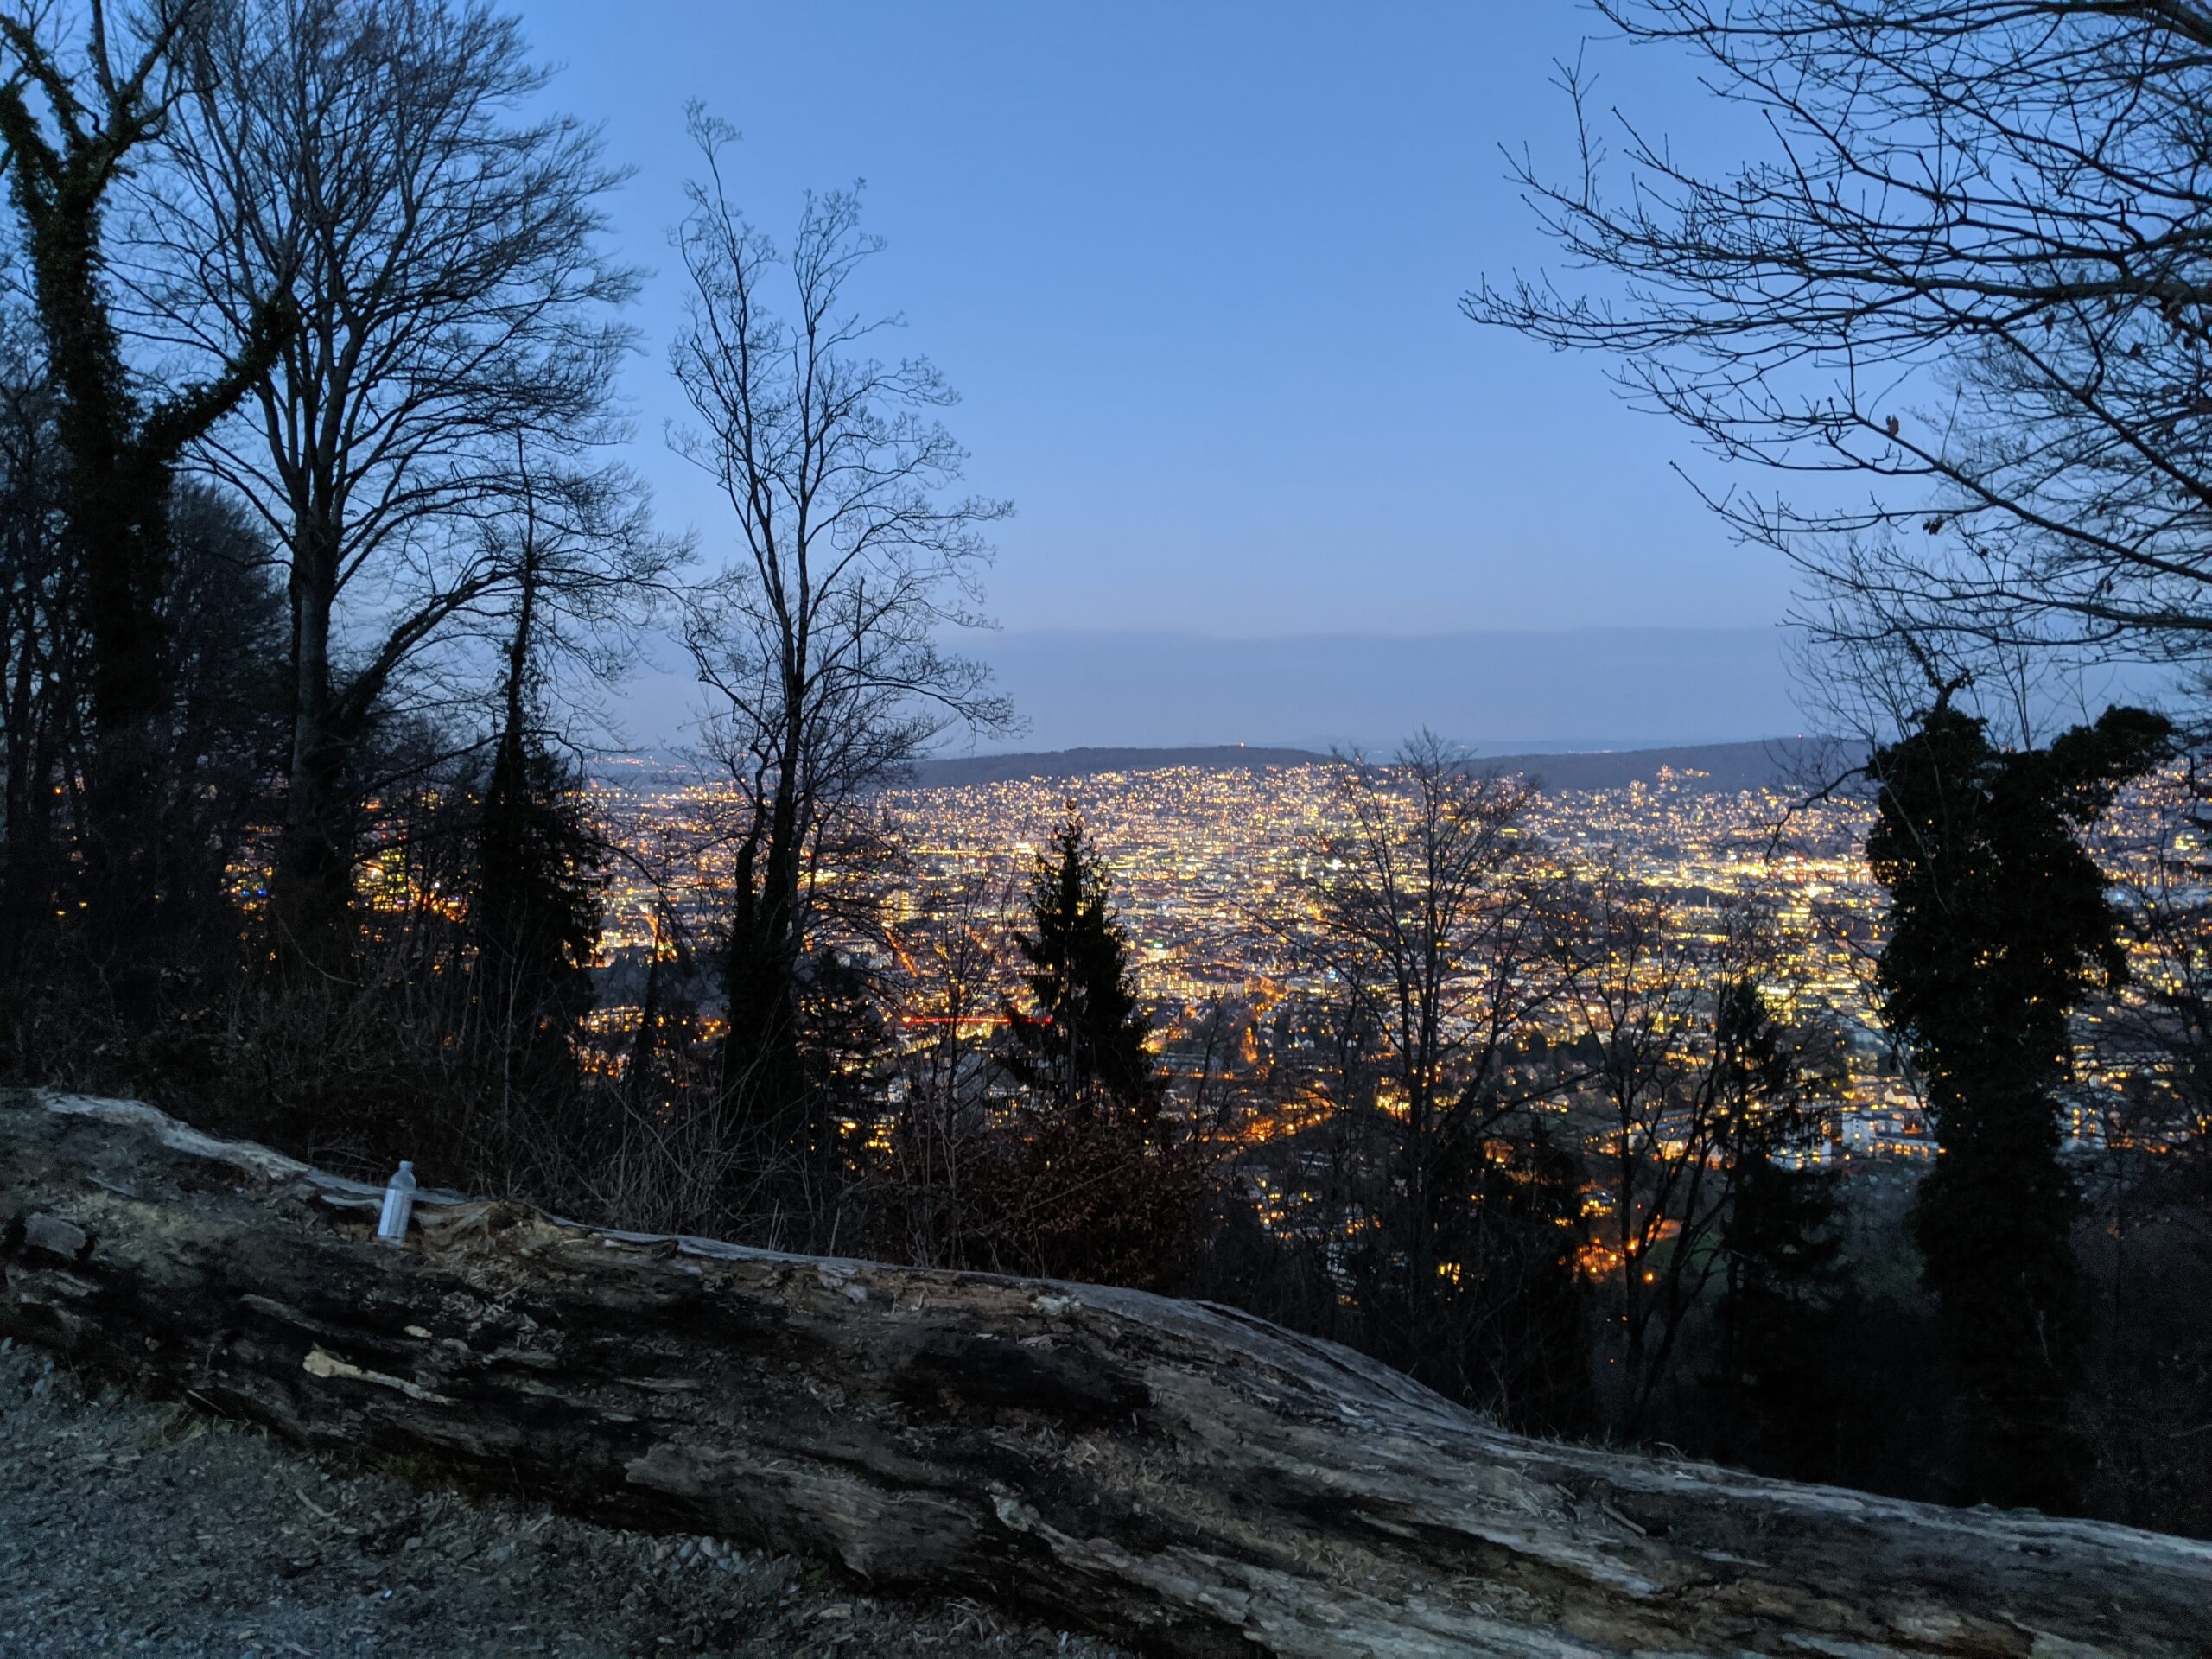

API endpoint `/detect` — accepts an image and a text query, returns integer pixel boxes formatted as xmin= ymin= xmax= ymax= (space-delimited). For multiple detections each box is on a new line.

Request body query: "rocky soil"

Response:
xmin=0 ymin=1338 xmax=1122 ymax=1658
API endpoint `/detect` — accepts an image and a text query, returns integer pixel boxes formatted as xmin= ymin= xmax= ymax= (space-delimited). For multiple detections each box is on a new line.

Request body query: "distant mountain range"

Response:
xmin=907 ymin=737 xmax=1866 ymax=795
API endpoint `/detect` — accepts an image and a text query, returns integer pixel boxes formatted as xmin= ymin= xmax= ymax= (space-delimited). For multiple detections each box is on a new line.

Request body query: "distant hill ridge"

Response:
xmin=906 ymin=738 xmax=1859 ymax=795
xmin=906 ymin=745 xmax=1327 ymax=787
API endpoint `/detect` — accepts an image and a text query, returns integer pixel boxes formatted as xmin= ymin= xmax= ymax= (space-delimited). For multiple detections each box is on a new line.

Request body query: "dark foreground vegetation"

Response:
xmin=0 ymin=0 xmax=2208 ymax=1604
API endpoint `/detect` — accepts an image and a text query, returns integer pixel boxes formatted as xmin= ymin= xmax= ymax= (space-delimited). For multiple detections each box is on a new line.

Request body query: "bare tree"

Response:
xmin=141 ymin=0 xmax=641 ymax=959
xmin=880 ymin=867 xmax=1018 ymax=1268
xmin=1467 ymin=2 xmax=2212 ymax=674
xmin=1553 ymin=874 xmax=1816 ymax=1432
xmin=670 ymin=109 xmax=1013 ymax=1155
xmin=1287 ymin=732 xmax=1554 ymax=1386
xmin=2076 ymin=772 xmax=2212 ymax=1528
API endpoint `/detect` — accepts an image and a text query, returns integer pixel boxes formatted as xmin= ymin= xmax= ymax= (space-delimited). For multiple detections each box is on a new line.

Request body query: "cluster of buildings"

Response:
xmin=589 ymin=760 xmax=1872 ymax=1148
xmin=580 ymin=752 xmax=2203 ymax=1184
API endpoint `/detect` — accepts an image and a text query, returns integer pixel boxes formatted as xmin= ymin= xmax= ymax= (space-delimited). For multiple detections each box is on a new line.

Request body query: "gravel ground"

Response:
xmin=0 ymin=1338 xmax=1123 ymax=1658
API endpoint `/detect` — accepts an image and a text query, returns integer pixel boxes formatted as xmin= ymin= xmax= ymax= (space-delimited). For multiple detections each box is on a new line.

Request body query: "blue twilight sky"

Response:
xmin=515 ymin=1 xmax=1805 ymax=747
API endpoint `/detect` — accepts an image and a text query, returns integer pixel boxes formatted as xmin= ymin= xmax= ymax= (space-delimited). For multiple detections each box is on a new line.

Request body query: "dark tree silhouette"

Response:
xmin=1001 ymin=805 xmax=1156 ymax=1115
xmin=1868 ymin=696 xmax=2171 ymax=1509
xmin=0 ymin=325 xmax=72 ymax=977
xmin=1712 ymin=1128 xmax=1854 ymax=1485
xmin=0 ymin=0 xmax=289 ymax=994
xmin=464 ymin=459 xmax=659 ymax=1135
xmin=154 ymin=0 xmax=641 ymax=965
xmin=1555 ymin=887 xmax=1820 ymax=1434
xmin=1290 ymin=734 xmax=1546 ymax=1359
xmin=977 ymin=807 xmax=1209 ymax=1289
xmin=1413 ymin=1115 xmax=1595 ymax=1438
xmin=472 ymin=590 xmax=601 ymax=1122
xmin=671 ymin=109 xmax=1010 ymax=1158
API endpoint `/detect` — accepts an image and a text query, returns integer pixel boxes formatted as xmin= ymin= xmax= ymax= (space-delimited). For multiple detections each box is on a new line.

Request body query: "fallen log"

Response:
xmin=2 ymin=1090 xmax=2205 ymax=1659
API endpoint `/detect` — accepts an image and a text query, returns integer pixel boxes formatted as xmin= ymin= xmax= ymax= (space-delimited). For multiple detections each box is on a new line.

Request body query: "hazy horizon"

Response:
xmin=613 ymin=624 xmax=1808 ymax=756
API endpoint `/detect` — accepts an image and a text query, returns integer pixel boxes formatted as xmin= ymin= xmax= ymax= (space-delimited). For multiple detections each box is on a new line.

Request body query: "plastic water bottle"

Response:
xmin=376 ymin=1160 xmax=417 ymax=1246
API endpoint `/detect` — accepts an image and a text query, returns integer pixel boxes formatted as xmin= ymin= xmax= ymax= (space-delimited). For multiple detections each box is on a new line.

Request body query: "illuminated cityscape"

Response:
xmin=583 ymin=754 xmax=1972 ymax=1178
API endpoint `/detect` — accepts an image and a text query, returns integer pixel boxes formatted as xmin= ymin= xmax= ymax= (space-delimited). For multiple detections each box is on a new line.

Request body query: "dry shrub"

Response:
xmin=959 ymin=1107 xmax=1217 ymax=1291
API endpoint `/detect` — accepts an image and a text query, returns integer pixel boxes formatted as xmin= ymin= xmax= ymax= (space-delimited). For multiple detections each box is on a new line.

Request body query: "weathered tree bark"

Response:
xmin=3 ymin=1090 xmax=2206 ymax=1659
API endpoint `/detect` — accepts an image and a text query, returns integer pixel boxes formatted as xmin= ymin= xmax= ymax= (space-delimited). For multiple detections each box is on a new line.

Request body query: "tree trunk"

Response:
xmin=275 ymin=524 xmax=354 ymax=968
xmin=3 ymin=1089 xmax=2206 ymax=1659
xmin=0 ymin=599 xmax=47 ymax=957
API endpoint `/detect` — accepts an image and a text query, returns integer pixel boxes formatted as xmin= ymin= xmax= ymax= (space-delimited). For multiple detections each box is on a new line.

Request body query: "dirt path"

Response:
xmin=0 ymin=1339 xmax=1122 ymax=1658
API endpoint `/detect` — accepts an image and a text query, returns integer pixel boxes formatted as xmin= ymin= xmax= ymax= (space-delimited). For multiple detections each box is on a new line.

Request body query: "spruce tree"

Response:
xmin=1867 ymin=696 xmax=2169 ymax=1510
xmin=1001 ymin=805 xmax=1157 ymax=1115
xmin=476 ymin=741 xmax=601 ymax=1039
xmin=1713 ymin=1147 xmax=1852 ymax=1483
xmin=1439 ymin=1119 xmax=1593 ymax=1437
xmin=473 ymin=557 xmax=601 ymax=1114
xmin=982 ymin=807 xmax=1208 ymax=1287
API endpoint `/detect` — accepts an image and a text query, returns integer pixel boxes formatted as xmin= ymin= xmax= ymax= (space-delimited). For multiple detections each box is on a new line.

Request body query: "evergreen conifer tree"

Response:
xmin=473 ymin=555 xmax=601 ymax=1114
xmin=475 ymin=733 xmax=601 ymax=1044
xmin=1433 ymin=1118 xmax=1594 ymax=1438
xmin=1713 ymin=1145 xmax=1853 ymax=1483
xmin=1868 ymin=696 xmax=2170 ymax=1510
xmin=979 ymin=806 xmax=1210 ymax=1288
xmin=1001 ymin=805 xmax=1157 ymax=1116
